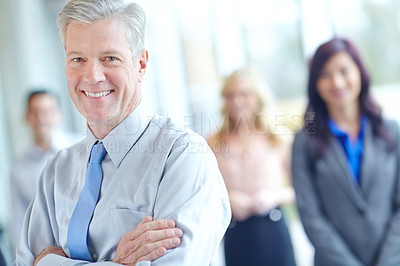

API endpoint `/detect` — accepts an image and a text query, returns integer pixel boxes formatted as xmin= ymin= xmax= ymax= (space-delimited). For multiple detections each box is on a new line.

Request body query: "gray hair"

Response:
xmin=57 ymin=0 xmax=146 ymax=59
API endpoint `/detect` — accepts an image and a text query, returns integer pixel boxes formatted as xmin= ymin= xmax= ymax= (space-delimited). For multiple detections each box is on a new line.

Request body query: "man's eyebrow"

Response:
xmin=66 ymin=50 xmax=124 ymax=57
xmin=66 ymin=51 xmax=83 ymax=57
xmin=102 ymin=49 xmax=124 ymax=56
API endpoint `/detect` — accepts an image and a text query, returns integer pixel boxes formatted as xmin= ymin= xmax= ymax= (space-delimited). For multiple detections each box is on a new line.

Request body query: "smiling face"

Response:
xmin=316 ymin=51 xmax=362 ymax=112
xmin=65 ymin=18 xmax=148 ymax=138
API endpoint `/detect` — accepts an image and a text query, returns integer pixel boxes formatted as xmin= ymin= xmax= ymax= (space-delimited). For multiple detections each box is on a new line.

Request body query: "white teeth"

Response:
xmin=84 ymin=90 xmax=112 ymax=98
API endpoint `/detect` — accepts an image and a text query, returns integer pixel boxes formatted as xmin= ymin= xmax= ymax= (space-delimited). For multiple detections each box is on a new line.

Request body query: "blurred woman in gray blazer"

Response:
xmin=292 ymin=37 xmax=400 ymax=266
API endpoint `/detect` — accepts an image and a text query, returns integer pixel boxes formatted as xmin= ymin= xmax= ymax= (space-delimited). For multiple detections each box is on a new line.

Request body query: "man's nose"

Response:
xmin=83 ymin=61 xmax=106 ymax=84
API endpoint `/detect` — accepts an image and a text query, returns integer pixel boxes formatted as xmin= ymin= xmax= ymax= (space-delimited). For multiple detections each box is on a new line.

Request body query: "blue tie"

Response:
xmin=67 ymin=142 xmax=107 ymax=261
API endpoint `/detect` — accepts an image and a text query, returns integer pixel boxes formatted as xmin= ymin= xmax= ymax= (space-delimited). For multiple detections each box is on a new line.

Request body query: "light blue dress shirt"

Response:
xmin=14 ymin=103 xmax=231 ymax=265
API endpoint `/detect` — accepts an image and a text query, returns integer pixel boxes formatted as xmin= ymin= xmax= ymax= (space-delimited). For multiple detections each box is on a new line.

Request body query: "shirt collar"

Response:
xmin=84 ymin=102 xmax=154 ymax=168
xmin=328 ymin=115 xmax=367 ymax=138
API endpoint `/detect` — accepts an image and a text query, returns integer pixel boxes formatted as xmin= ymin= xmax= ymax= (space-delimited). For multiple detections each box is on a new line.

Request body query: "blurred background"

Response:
xmin=1 ymin=0 xmax=400 ymax=264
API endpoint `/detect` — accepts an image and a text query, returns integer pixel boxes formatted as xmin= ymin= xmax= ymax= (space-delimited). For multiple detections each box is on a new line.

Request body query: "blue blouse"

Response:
xmin=328 ymin=116 xmax=367 ymax=184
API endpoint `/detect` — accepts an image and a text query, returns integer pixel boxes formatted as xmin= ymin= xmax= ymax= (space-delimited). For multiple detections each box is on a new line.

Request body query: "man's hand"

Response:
xmin=34 ymin=246 xmax=66 ymax=266
xmin=113 ymin=216 xmax=182 ymax=265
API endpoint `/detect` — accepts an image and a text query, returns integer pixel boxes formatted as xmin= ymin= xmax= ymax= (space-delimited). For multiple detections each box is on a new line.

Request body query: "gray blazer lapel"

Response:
xmin=327 ymin=136 xmax=368 ymax=212
xmin=360 ymin=121 xmax=378 ymax=197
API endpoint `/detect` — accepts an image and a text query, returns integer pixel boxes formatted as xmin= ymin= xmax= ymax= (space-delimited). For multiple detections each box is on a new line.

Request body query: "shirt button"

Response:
xmin=92 ymin=253 xmax=98 ymax=261
xmin=269 ymin=208 xmax=282 ymax=222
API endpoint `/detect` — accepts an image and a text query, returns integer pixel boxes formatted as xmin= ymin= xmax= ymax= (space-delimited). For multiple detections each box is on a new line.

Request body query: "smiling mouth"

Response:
xmin=84 ymin=90 xmax=113 ymax=98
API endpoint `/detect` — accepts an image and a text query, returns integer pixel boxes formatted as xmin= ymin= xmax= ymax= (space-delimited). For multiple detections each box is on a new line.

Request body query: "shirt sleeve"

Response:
xmin=149 ymin=133 xmax=231 ymax=265
xmin=14 ymin=163 xmax=58 ymax=265
xmin=37 ymin=255 xmax=120 ymax=266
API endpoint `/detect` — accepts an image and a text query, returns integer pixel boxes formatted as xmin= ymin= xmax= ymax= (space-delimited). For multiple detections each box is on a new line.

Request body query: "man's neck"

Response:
xmin=88 ymin=124 xmax=114 ymax=140
xmin=88 ymin=103 xmax=140 ymax=139
xmin=88 ymin=116 xmax=126 ymax=140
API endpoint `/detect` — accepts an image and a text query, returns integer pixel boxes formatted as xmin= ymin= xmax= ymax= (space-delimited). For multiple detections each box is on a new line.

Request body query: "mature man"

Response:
xmin=10 ymin=90 xmax=82 ymax=256
xmin=15 ymin=0 xmax=230 ymax=265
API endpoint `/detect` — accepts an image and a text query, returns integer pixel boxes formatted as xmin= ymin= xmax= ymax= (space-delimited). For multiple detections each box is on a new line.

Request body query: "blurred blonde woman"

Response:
xmin=208 ymin=68 xmax=296 ymax=266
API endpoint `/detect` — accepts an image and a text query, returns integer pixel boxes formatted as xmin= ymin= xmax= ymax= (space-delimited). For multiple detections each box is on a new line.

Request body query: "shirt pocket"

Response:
xmin=91 ymin=208 xmax=153 ymax=261
xmin=109 ymin=208 xmax=153 ymax=230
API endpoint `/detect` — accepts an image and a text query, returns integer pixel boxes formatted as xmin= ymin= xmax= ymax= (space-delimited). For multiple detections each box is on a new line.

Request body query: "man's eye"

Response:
xmin=72 ymin=58 xmax=83 ymax=62
xmin=105 ymin=56 xmax=117 ymax=61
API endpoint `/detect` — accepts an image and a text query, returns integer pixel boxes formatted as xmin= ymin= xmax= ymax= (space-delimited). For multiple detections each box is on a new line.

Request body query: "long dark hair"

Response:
xmin=304 ymin=37 xmax=391 ymax=155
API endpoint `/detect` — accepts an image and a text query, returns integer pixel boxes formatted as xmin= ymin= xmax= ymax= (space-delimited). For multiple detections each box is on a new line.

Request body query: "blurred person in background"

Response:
xmin=208 ymin=68 xmax=296 ymax=266
xmin=9 ymin=90 xmax=82 ymax=258
xmin=292 ymin=37 xmax=400 ymax=266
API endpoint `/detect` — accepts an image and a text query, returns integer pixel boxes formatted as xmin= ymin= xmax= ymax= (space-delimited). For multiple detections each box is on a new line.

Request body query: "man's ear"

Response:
xmin=138 ymin=50 xmax=148 ymax=83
